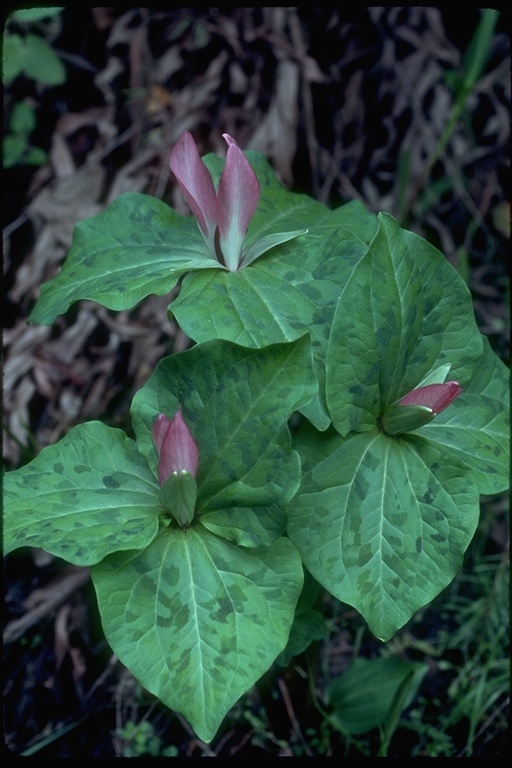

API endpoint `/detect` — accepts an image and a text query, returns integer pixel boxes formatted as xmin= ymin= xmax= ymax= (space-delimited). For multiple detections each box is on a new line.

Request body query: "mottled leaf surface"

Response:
xmin=170 ymin=206 xmax=378 ymax=430
xmin=178 ymin=153 xmax=377 ymax=429
xmin=28 ymin=151 xmax=350 ymax=327
xmin=91 ymin=525 xmax=303 ymax=743
xmin=420 ymin=336 xmax=509 ymax=494
xmin=29 ymin=193 xmax=221 ymax=325
xmin=289 ymin=429 xmax=480 ymax=641
xmin=290 ymin=323 xmax=509 ymax=641
xmin=131 ymin=336 xmax=317 ymax=546
xmin=170 ymin=266 xmax=317 ymax=347
xmin=4 ymin=422 xmax=160 ymax=565
xmin=326 ymin=213 xmax=483 ymax=435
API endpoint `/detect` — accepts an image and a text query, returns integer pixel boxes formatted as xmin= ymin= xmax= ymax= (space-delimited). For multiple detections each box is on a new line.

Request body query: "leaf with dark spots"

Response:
xmin=289 ymin=429 xmax=480 ymax=641
xmin=91 ymin=525 xmax=303 ymax=743
xmin=4 ymin=422 xmax=160 ymax=565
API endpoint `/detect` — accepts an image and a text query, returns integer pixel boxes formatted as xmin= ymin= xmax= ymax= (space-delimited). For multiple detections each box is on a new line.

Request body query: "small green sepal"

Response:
xmin=159 ymin=470 xmax=198 ymax=527
xmin=382 ymin=404 xmax=434 ymax=435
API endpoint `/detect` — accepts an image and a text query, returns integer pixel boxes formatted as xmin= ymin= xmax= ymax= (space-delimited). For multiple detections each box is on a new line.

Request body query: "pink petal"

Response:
xmin=169 ymin=132 xmax=218 ymax=252
xmin=398 ymin=382 xmax=462 ymax=414
xmin=217 ymin=133 xmax=260 ymax=270
xmin=152 ymin=410 xmax=199 ymax=486
xmin=152 ymin=412 xmax=170 ymax=454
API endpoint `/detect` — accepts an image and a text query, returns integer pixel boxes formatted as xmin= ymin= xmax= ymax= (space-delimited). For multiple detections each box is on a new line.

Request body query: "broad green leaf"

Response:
xmin=131 ymin=336 xmax=317 ymax=547
xmin=326 ymin=657 xmax=428 ymax=735
xmin=3 ymin=422 xmax=160 ymax=565
xmin=90 ymin=525 xmax=303 ymax=743
xmin=292 ymin=421 xmax=347 ymax=474
xmin=253 ymin=198 xmax=377 ymax=291
xmin=3 ymin=33 xmax=24 ymax=83
xmin=170 ymin=215 xmax=377 ymax=431
xmin=288 ymin=429 xmax=480 ymax=641
xmin=255 ymin=217 xmax=377 ymax=428
xmin=420 ymin=335 xmax=510 ymax=494
xmin=23 ymin=34 xmax=66 ymax=85
xmin=29 ymin=193 xmax=222 ymax=325
xmin=28 ymin=147 xmax=334 ymax=328
xmin=169 ymin=261 xmax=331 ymax=429
xmin=326 ymin=213 xmax=483 ymax=435
xmin=170 ymin=266 xmax=318 ymax=347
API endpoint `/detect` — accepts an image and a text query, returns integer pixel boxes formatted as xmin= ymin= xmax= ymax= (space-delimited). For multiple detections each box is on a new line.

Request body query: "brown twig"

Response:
xmin=3 ymin=567 xmax=90 ymax=645
xmin=277 ymin=676 xmax=313 ymax=756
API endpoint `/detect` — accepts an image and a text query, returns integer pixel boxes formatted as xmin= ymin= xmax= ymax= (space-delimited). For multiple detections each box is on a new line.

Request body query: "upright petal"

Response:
xmin=217 ymin=133 xmax=260 ymax=270
xmin=169 ymin=132 xmax=219 ymax=256
xmin=152 ymin=410 xmax=199 ymax=486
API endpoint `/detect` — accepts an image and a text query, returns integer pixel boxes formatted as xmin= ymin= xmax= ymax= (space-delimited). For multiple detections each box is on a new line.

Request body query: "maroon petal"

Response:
xmin=169 ymin=132 xmax=219 ymax=254
xmin=398 ymin=382 xmax=462 ymax=414
xmin=152 ymin=410 xmax=199 ymax=486
xmin=216 ymin=133 xmax=260 ymax=270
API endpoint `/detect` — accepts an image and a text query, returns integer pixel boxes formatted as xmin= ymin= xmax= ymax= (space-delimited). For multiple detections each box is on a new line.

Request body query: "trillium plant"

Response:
xmin=5 ymin=132 xmax=509 ymax=743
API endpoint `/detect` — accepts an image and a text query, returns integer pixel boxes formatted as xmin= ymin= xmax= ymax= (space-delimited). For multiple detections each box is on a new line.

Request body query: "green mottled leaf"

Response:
xmin=29 ymin=193 xmax=221 ymax=325
xmin=131 ymin=336 xmax=317 ymax=547
xmin=326 ymin=213 xmax=483 ymax=435
xmin=4 ymin=422 xmax=160 ymax=565
xmin=28 ymin=151 xmax=330 ymax=327
xmin=170 ymin=210 xmax=377 ymax=430
xmin=170 ymin=266 xmax=317 ymax=347
xmin=420 ymin=335 xmax=510 ymax=494
xmin=170 ymin=263 xmax=332 ymax=429
xmin=91 ymin=525 xmax=303 ymax=743
xmin=288 ymin=429 xmax=480 ymax=641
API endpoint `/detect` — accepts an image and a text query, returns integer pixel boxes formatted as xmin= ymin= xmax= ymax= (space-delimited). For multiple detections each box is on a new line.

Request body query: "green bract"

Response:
xmin=5 ymin=142 xmax=509 ymax=742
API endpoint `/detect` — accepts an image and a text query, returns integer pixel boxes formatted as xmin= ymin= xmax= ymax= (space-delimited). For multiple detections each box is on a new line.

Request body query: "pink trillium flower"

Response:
xmin=152 ymin=409 xmax=199 ymax=486
xmin=170 ymin=131 xmax=306 ymax=271
xmin=397 ymin=382 xmax=462 ymax=413
xmin=383 ymin=381 xmax=462 ymax=435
